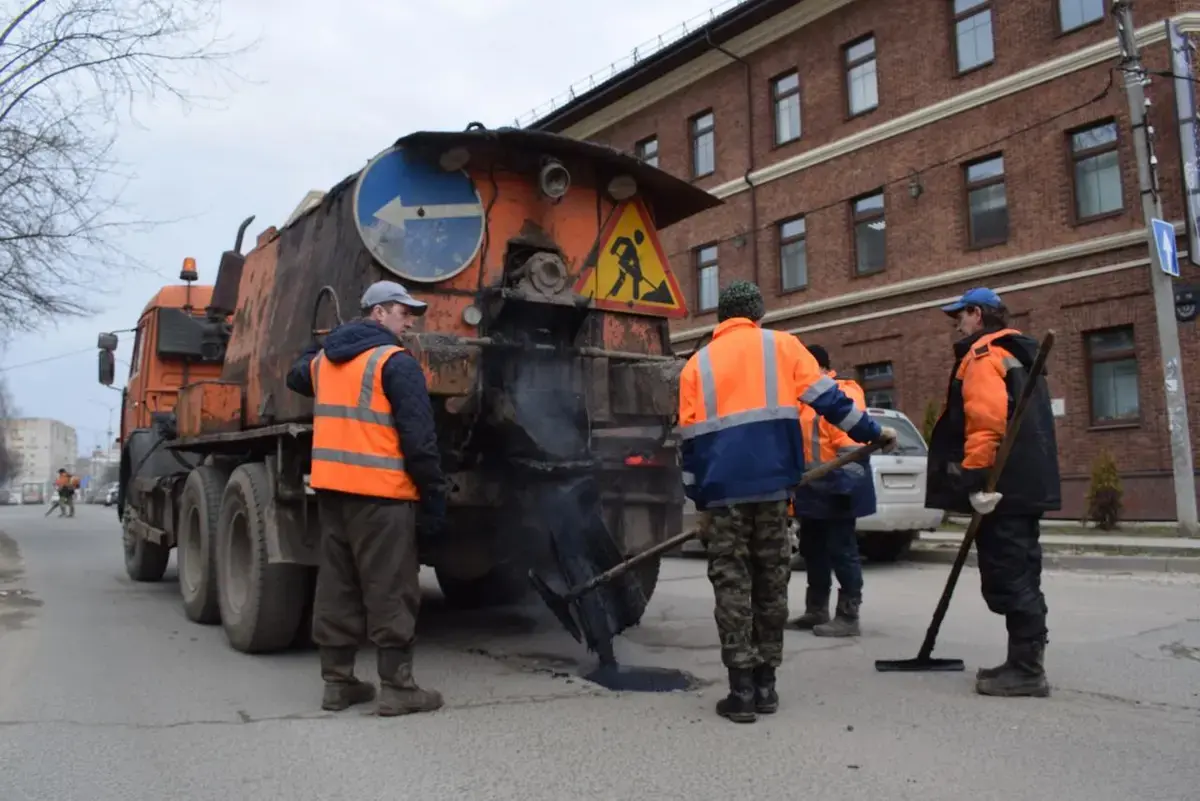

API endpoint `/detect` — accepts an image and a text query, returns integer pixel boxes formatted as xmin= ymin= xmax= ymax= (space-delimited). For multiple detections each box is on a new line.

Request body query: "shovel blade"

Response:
xmin=875 ymin=657 xmax=966 ymax=673
xmin=528 ymin=569 xmax=583 ymax=644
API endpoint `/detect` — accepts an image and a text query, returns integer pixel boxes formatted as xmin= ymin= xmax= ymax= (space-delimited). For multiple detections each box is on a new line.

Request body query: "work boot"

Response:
xmin=752 ymin=664 xmax=778 ymax=714
xmin=319 ymin=647 xmax=377 ymax=712
xmin=377 ymin=647 xmax=444 ymax=717
xmin=976 ymin=638 xmax=1016 ymax=681
xmin=975 ymin=638 xmax=1050 ymax=698
xmin=813 ymin=591 xmax=861 ymax=637
xmin=789 ymin=587 xmax=830 ymax=630
xmin=715 ymin=667 xmax=757 ymax=723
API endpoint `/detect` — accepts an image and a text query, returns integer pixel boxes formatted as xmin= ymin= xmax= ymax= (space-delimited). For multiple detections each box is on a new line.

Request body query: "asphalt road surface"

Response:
xmin=1 ymin=504 xmax=1198 ymax=801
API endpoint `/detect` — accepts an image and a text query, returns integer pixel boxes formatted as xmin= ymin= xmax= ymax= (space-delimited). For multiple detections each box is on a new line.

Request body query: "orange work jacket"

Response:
xmin=308 ymin=345 xmax=420 ymax=501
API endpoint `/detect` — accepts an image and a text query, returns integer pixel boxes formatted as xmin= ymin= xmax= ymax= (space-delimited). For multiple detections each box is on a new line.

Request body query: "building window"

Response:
xmin=857 ymin=362 xmax=896 ymax=409
xmin=852 ymin=190 xmax=886 ymax=275
xmin=1070 ymin=121 xmax=1123 ymax=221
xmin=772 ymin=71 xmax=802 ymax=145
xmin=635 ymin=136 xmax=658 ymax=168
xmin=964 ymin=154 xmax=1008 ymax=247
xmin=953 ymin=0 xmax=994 ymax=74
xmin=690 ymin=110 xmax=715 ymax=178
xmin=844 ymin=35 xmax=878 ymax=117
xmin=779 ymin=216 xmax=807 ymax=291
xmin=696 ymin=244 xmax=719 ymax=312
xmin=1086 ymin=326 xmax=1139 ymax=425
xmin=1058 ymin=0 xmax=1104 ymax=34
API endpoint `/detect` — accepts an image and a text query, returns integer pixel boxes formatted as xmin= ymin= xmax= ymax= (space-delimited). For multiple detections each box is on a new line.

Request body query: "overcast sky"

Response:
xmin=1 ymin=0 xmax=724 ymax=456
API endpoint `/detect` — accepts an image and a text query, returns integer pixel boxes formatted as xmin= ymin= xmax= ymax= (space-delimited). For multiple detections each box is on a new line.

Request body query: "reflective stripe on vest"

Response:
xmin=309 ymin=345 xmax=419 ymax=500
xmin=679 ymin=329 xmax=803 ymax=441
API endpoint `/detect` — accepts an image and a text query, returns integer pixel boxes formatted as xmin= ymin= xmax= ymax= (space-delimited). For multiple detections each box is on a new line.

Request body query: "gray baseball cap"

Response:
xmin=360 ymin=280 xmax=427 ymax=315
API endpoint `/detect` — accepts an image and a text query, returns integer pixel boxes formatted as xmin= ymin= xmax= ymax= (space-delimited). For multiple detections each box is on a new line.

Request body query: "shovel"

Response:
xmin=530 ymin=438 xmax=887 ymax=644
xmin=875 ymin=330 xmax=1056 ymax=673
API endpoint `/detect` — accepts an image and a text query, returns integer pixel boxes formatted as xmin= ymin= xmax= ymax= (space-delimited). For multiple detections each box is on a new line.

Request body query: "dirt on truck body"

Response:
xmin=97 ymin=126 xmax=723 ymax=656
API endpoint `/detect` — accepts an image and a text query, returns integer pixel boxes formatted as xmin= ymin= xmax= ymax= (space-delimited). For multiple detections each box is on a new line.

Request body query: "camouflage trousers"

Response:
xmin=701 ymin=499 xmax=792 ymax=670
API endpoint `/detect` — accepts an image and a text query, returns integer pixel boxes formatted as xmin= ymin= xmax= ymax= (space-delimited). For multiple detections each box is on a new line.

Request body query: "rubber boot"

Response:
xmin=789 ymin=587 xmax=830 ymax=630
xmin=975 ymin=638 xmax=1050 ymax=698
xmin=976 ymin=638 xmax=1015 ymax=681
xmin=752 ymin=664 xmax=778 ymax=714
xmin=319 ymin=647 xmax=377 ymax=712
xmin=715 ymin=667 xmax=757 ymax=723
xmin=813 ymin=591 xmax=861 ymax=637
xmin=377 ymin=647 xmax=444 ymax=717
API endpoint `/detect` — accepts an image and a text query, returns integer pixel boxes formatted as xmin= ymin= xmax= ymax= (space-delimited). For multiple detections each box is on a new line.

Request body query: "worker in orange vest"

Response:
xmin=788 ymin=345 xmax=875 ymax=637
xmin=679 ymin=281 xmax=899 ymax=723
xmin=287 ymin=279 xmax=447 ymax=717
xmin=926 ymin=287 xmax=1060 ymax=697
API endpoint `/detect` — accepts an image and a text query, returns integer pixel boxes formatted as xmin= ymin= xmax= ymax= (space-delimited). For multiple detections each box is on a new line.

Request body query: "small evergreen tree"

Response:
xmin=922 ymin=400 xmax=939 ymax=445
xmin=1085 ymin=448 xmax=1123 ymax=530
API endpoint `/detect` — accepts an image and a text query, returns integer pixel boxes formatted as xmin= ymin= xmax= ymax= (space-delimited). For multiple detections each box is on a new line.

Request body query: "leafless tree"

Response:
xmin=0 ymin=0 xmax=252 ymax=336
xmin=0 ymin=374 xmax=22 ymax=484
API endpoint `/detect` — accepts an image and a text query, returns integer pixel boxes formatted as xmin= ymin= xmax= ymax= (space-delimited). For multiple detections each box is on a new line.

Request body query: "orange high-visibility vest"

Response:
xmin=308 ymin=345 xmax=420 ymax=501
xmin=800 ymin=372 xmax=868 ymax=467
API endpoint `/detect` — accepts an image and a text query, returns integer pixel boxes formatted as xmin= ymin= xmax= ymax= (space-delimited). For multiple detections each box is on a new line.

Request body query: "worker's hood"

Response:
xmin=320 ymin=319 xmax=401 ymax=364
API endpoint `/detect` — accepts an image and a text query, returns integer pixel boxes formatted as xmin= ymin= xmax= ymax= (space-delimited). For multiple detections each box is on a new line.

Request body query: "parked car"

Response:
xmin=679 ymin=406 xmax=943 ymax=566
xmin=104 ymin=483 xmax=118 ymax=506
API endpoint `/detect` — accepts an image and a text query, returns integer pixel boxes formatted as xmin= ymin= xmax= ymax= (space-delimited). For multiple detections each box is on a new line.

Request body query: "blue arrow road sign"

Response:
xmin=1152 ymin=218 xmax=1180 ymax=278
xmin=352 ymin=146 xmax=484 ymax=283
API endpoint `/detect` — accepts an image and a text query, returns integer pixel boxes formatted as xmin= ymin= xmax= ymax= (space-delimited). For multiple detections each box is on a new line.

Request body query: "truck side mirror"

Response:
xmin=99 ymin=349 xmax=115 ymax=386
xmin=97 ymin=332 xmax=118 ymax=350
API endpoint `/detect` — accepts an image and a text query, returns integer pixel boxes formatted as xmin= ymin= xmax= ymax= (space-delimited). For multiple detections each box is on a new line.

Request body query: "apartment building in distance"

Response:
xmin=3 ymin=417 xmax=79 ymax=495
xmin=524 ymin=0 xmax=1200 ymax=520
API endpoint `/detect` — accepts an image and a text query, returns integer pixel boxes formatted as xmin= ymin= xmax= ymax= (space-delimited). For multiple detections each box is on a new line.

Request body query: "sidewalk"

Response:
xmin=913 ymin=528 xmax=1200 ymax=574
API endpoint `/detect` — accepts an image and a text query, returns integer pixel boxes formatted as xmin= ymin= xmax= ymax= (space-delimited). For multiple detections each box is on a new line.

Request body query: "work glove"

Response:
xmin=418 ymin=493 xmax=447 ymax=541
xmin=876 ymin=426 xmax=900 ymax=454
xmin=843 ymin=461 xmax=868 ymax=480
xmin=969 ymin=491 xmax=1003 ymax=515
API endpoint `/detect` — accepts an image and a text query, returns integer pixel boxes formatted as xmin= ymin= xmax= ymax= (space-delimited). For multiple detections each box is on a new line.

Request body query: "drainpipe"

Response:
xmin=705 ymin=29 xmax=759 ymax=288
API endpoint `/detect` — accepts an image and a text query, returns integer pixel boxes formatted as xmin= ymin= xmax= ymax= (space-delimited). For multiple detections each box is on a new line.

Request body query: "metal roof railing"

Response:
xmin=513 ymin=0 xmax=753 ymax=129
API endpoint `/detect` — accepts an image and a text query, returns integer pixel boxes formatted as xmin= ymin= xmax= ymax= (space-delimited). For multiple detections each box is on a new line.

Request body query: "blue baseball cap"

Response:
xmin=941 ymin=287 xmax=1003 ymax=315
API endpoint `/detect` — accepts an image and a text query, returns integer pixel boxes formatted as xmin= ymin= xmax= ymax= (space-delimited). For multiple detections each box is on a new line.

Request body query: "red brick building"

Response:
xmin=526 ymin=0 xmax=1200 ymax=521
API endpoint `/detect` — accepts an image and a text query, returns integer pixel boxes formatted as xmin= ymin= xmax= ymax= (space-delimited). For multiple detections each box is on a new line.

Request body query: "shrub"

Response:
xmin=1085 ymin=449 xmax=1123 ymax=530
xmin=921 ymin=400 xmax=939 ymax=445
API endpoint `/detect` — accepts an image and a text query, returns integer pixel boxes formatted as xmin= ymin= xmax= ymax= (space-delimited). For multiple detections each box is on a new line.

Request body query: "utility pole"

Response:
xmin=1113 ymin=1 xmax=1199 ymax=536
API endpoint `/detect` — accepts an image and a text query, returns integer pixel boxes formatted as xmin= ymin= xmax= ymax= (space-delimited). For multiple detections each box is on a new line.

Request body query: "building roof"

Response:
xmin=523 ymin=0 xmax=795 ymax=133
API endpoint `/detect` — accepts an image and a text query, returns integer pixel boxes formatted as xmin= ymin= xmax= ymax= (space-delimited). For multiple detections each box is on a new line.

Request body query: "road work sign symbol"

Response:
xmin=1152 ymin=217 xmax=1181 ymax=278
xmin=352 ymin=145 xmax=484 ymax=284
xmin=574 ymin=198 xmax=688 ymax=318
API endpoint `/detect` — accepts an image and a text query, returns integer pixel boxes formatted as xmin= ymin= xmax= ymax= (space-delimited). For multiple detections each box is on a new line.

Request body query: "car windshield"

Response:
xmin=869 ymin=412 xmax=927 ymax=455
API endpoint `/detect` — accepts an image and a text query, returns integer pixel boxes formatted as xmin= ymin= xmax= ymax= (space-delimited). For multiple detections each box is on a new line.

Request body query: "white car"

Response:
xmin=679 ymin=407 xmax=943 ymax=566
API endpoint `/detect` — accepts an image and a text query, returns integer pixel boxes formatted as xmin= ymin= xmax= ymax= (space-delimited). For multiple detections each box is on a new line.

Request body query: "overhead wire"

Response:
xmin=664 ymin=69 xmax=1118 ymax=261
xmin=0 ymin=347 xmax=94 ymax=372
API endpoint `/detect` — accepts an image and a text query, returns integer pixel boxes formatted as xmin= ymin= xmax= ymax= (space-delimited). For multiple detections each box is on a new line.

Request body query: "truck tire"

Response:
xmin=177 ymin=465 xmax=228 ymax=625
xmin=215 ymin=463 xmax=306 ymax=653
xmin=631 ymin=556 xmax=660 ymax=606
xmin=435 ymin=564 xmax=529 ymax=609
xmin=122 ymin=510 xmax=170 ymax=582
xmin=858 ymin=531 xmax=917 ymax=563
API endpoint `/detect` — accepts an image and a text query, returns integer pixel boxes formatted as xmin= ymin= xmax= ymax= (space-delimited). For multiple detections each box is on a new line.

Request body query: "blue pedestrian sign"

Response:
xmin=1152 ymin=217 xmax=1180 ymax=278
xmin=352 ymin=145 xmax=485 ymax=283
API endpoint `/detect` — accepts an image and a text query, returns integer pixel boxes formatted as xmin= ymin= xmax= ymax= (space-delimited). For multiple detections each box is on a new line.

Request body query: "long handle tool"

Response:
xmin=530 ymin=439 xmax=885 ymax=643
xmin=874 ymin=330 xmax=1056 ymax=673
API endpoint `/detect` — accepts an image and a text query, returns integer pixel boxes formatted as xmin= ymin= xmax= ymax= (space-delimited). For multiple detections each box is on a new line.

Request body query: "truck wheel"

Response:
xmin=434 ymin=565 xmax=529 ymax=609
xmin=858 ymin=531 xmax=917 ymax=563
xmin=177 ymin=465 xmax=228 ymax=625
xmin=215 ymin=463 xmax=306 ymax=653
xmin=122 ymin=510 xmax=170 ymax=582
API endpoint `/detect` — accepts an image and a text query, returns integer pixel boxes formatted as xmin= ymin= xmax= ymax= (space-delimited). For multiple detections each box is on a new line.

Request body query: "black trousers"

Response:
xmin=975 ymin=514 xmax=1048 ymax=641
xmin=799 ymin=517 xmax=863 ymax=599
xmin=312 ymin=491 xmax=421 ymax=650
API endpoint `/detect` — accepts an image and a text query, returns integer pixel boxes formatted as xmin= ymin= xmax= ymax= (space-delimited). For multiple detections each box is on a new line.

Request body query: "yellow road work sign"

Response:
xmin=574 ymin=198 xmax=688 ymax=318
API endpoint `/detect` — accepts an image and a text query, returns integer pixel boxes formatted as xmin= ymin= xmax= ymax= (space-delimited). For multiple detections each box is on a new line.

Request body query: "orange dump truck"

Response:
xmin=97 ymin=127 xmax=722 ymax=655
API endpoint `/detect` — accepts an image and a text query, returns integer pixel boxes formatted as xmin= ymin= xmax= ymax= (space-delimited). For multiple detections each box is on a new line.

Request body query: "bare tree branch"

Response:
xmin=0 ymin=0 xmax=254 ymax=338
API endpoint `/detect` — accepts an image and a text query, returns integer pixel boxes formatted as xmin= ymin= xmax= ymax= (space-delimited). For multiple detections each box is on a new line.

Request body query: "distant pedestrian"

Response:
xmin=678 ymin=281 xmax=898 ymax=723
xmin=925 ymin=288 xmax=1061 ymax=697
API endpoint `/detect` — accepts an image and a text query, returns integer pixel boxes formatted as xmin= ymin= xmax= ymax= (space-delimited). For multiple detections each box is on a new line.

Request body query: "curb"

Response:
xmin=909 ymin=544 xmax=1200 ymax=574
